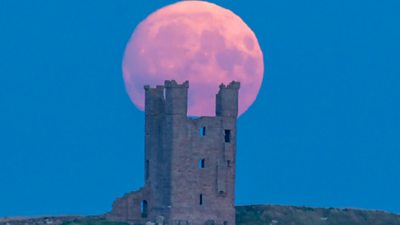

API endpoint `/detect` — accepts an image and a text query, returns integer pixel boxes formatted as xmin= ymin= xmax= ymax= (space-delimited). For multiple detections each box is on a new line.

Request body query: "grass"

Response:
xmin=236 ymin=205 xmax=400 ymax=225
xmin=61 ymin=218 xmax=129 ymax=225
xmin=55 ymin=205 xmax=400 ymax=225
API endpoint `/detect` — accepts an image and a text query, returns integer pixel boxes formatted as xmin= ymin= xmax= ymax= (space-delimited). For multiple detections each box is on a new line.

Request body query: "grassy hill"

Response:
xmin=2 ymin=205 xmax=400 ymax=225
xmin=236 ymin=205 xmax=400 ymax=225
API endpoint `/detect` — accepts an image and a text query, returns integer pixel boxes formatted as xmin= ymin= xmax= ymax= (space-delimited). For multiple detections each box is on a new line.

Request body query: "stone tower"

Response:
xmin=107 ymin=80 xmax=240 ymax=225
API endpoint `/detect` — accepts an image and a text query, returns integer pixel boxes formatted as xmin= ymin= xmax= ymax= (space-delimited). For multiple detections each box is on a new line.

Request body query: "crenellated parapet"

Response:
xmin=219 ymin=81 xmax=240 ymax=90
xmin=164 ymin=80 xmax=189 ymax=88
xmin=144 ymin=85 xmax=165 ymax=116
xmin=216 ymin=81 xmax=241 ymax=118
xmin=143 ymin=80 xmax=190 ymax=116
xmin=164 ymin=80 xmax=189 ymax=116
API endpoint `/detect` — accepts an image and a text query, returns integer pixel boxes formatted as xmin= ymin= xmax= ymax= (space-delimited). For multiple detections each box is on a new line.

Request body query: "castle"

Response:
xmin=107 ymin=80 xmax=240 ymax=225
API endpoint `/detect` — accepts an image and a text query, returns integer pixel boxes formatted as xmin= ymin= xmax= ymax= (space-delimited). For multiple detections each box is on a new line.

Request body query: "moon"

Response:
xmin=123 ymin=1 xmax=264 ymax=117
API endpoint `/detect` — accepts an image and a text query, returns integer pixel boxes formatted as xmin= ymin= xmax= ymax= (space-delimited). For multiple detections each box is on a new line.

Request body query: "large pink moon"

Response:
xmin=123 ymin=1 xmax=264 ymax=117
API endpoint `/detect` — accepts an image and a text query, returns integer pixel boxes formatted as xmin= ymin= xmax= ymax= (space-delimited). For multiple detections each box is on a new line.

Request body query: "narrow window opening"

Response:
xmin=227 ymin=160 xmax=231 ymax=168
xmin=199 ymin=194 xmax=203 ymax=205
xmin=198 ymin=159 xmax=205 ymax=169
xmin=200 ymin=126 xmax=206 ymax=137
xmin=163 ymin=88 xmax=166 ymax=100
xmin=145 ymin=160 xmax=149 ymax=180
xmin=141 ymin=200 xmax=148 ymax=218
xmin=224 ymin=130 xmax=231 ymax=143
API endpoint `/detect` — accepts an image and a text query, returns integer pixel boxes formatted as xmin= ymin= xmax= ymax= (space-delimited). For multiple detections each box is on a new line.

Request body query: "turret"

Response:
xmin=144 ymin=85 xmax=165 ymax=116
xmin=144 ymin=85 xmax=164 ymax=185
xmin=164 ymin=80 xmax=189 ymax=116
xmin=216 ymin=81 xmax=240 ymax=118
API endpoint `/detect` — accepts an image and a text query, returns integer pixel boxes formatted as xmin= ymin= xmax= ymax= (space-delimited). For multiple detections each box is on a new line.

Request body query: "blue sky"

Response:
xmin=1 ymin=0 xmax=399 ymax=217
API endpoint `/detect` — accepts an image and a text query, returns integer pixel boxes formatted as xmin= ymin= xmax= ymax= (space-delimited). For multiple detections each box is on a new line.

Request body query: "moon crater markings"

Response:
xmin=123 ymin=1 xmax=264 ymax=117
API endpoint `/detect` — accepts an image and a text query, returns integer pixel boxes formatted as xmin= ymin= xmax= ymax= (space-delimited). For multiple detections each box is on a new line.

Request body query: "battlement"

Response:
xmin=164 ymin=80 xmax=189 ymax=88
xmin=144 ymin=80 xmax=190 ymax=116
xmin=216 ymin=81 xmax=240 ymax=118
xmin=144 ymin=80 xmax=240 ymax=118
xmin=144 ymin=85 xmax=164 ymax=96
xmin=144 ymin=85 xmax=165 ymax=116
xmin=219 ymin=81 xmax=241 ymax=90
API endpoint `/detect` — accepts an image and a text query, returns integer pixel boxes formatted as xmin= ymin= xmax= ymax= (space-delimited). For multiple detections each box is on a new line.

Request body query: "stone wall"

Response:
xmin=106 ymin=188 xmax=150 ymax=224
xmin=108 ymin=80 xmax=240 ymax=225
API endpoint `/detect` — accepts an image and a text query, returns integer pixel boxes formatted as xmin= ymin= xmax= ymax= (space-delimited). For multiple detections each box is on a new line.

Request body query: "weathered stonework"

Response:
xmin=107 ymin=80 xmax=240 ymax=225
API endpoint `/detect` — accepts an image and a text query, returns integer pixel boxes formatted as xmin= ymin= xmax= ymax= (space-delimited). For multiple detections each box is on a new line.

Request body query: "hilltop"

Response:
xmin=236 ymin=205 xmax=400 ymax=225
xmin=1 ymin=205 xmax=400 ymax=225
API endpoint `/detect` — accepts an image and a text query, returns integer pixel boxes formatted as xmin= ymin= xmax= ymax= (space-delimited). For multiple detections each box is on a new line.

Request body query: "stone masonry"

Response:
xmin=106 ymin=80 xmax=240 ymax=225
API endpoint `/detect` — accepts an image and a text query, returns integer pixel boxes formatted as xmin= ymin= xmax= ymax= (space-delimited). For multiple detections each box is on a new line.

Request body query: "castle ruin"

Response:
xmin=107 ymin=80 xmax=240 ymax=225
